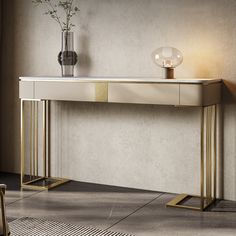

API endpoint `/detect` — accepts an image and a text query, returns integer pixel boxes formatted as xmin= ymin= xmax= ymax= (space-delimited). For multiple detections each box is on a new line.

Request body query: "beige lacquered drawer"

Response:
xmin=180 ymin=83 xmax=221 ymax=106
xmin=108 ymin=83 xmax=180 ymax=105
xmin=19 ymin=81 xmax=34 ymax=99
xmin=35 ymin=81 xmax=108 ymax=102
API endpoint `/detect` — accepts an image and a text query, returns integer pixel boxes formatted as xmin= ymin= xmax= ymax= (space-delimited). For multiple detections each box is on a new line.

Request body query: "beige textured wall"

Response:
xmin=1 ymin=0 xmax=236 ymax=200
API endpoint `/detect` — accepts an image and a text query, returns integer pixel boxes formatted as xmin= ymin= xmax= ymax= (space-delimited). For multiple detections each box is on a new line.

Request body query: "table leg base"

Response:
xmin=21 ymin=177 xmax=70 ymax=191
xmin=166 ymin=193 xmax=216 ymax=211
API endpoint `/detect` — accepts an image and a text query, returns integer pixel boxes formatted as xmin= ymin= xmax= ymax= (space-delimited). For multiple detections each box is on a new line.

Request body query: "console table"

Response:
xmin=19 ymin=77 xmax=221 ymax=211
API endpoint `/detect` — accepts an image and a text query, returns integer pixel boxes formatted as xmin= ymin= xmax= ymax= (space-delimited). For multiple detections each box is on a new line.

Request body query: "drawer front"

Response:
xmin=19 ymin=81 xmax=34 ymax=99
xmin=180 ymin=84 xmax=203 ymax=106
xmin=203 ymin=83 xmax=221 ymax=106
xmin=180 ymin=83 xmax=221 ymax=106
xmin=108 ymin=83 xmax=180 ymax=105
xmin=35 ymin=81 xmax=108 ymax=102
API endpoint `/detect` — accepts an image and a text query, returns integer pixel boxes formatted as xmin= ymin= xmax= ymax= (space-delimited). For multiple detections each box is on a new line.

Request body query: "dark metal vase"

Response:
xmin=58 ymin=31 xmax=77 ymax=77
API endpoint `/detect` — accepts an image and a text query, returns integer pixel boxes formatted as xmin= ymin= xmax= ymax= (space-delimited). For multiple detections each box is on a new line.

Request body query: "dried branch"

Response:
xmin=32 ymin=0 xmax=79 ymax=32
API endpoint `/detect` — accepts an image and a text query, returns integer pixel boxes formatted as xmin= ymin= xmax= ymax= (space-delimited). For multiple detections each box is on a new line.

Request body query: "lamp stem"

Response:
xmin=164 ymin=68 xmax=174 ymax=79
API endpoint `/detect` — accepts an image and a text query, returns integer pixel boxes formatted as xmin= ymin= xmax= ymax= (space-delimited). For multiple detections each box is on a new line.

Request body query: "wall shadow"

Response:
xmin=221 ymin=80 xmax=236 ymax=199
xmin=0 ymin=0 xmax=17 ymax=172
xmin=77 ymin=34 xmax=92 ymax=76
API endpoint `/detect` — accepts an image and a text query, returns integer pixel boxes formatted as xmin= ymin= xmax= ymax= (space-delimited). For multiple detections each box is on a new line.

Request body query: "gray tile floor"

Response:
xmin=1 ymin=172 xmax=236 ymax=236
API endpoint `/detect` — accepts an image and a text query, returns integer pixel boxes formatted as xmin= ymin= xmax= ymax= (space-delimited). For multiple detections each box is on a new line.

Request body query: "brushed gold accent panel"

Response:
xmin=19 ymin=81 xmax=34 ymax=99
xmin=95 ymin=83 xmax=108 ymax=102
xmin=35 ymin=81 xmax=99 ymax=102
xmin=108 ymin=83 xmax=179 ymax=105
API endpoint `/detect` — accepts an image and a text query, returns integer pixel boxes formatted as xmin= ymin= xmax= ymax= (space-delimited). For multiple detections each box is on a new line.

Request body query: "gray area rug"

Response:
xmin=9 ymin=217 xmax=135 ymax=236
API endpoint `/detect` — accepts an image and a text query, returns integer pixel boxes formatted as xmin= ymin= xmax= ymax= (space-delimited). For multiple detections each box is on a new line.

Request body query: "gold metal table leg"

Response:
xmin=20 ymin=100 xmax=25 ymax=187
xmin=166 ymin=105 xmax=217 ymax=211
xmin=21 ymin=99 xmax=69 ymax=191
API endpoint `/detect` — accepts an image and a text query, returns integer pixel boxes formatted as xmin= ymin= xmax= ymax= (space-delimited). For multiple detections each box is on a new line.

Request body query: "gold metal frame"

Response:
xmin=21 ymin=99 xmax=69 ymax=190
xmin=166 ymin=105 xmax=217 ymax=211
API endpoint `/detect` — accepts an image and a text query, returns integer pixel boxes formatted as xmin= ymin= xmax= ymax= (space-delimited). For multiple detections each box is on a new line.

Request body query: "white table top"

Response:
xmin=20 ymin=77 xmax=222 ymax=85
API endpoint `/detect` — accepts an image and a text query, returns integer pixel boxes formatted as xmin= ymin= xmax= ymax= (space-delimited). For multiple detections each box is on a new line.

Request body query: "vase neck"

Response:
xmin=61 ymin=31 xmax=74 ymax=51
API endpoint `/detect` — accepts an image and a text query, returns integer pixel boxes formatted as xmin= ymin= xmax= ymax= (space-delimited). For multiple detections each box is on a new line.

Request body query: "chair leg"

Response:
xmin=0 ymin=185 xmax=9 ymax=236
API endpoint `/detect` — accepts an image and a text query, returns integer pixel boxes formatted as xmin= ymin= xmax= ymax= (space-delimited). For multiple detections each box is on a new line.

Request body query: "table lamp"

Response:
xmin=152 ymin=47 xmax=183 ymax=79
